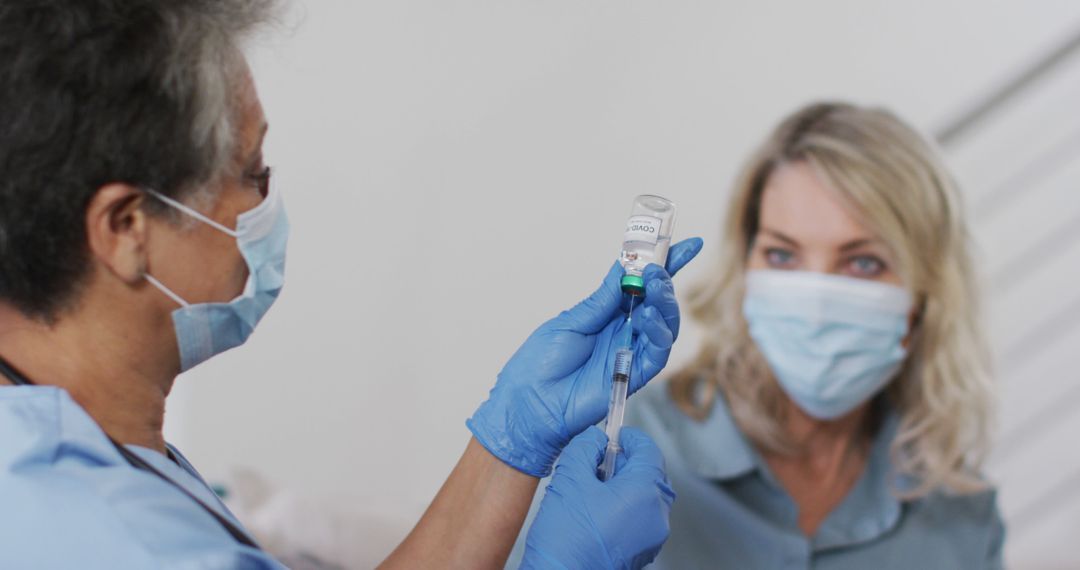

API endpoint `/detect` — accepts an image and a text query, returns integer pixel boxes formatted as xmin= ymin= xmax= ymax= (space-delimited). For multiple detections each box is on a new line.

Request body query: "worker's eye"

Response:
xmin=245 ymin=166 xmax=272 ymax=198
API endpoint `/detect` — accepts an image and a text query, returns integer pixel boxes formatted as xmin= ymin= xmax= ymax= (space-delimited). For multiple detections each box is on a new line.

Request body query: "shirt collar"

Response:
xmin=672 ymin=389 xmax=906 ymax=549
xmin=674 ymin=389 xmax=757 ymax=480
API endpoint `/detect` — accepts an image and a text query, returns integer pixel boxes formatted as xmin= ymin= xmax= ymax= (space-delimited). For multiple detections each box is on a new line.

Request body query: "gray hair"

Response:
xmin=157 ymin=0 xmax=280 ymax=198
xmin=0 ymin=0 xmax=278 ymax=320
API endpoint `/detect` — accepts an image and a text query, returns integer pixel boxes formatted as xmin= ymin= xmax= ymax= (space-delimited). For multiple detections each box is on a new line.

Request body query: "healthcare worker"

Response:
xmin=0 ymin=1 xmax=703 ymax=568
xmin=594 ymin=102 xmax=1002 ymax=568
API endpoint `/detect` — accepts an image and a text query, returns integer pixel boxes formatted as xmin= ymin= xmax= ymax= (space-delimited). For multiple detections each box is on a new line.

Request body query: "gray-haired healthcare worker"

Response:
xmin=0 ymin=1 xmax=703 ymax=568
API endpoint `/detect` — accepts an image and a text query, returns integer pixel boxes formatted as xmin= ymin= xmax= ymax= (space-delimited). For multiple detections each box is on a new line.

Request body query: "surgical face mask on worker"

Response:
xmin=143 ymin=182 xmax=289 ymax=372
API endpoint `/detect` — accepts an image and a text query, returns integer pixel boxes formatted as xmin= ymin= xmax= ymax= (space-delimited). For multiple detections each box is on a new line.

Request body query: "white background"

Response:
xmin=165 ymin=1 xmax=1080 ymax=566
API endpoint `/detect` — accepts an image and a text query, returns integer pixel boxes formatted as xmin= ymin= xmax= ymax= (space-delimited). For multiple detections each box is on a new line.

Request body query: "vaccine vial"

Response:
xmin=619 ymin=194 xmax=676 ymax=296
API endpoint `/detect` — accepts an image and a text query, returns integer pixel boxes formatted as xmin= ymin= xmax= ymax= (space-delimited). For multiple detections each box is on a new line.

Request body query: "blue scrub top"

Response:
xmin=0 ymin=385 xmax=286 ymax=569
xmin=507 ymin=382 xmax=1004 ymax=569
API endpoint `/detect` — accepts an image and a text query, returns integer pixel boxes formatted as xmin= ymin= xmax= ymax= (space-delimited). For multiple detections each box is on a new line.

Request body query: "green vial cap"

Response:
xmin=621 ymin=274 xmax=645 ymax=296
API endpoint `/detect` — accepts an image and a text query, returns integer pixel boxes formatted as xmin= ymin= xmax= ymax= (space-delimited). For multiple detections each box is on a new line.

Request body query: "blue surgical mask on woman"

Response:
xmin=143 ymin=182 xmax=289 ymax=372
xmin=742 ymin=269 xmax=913 ymax=420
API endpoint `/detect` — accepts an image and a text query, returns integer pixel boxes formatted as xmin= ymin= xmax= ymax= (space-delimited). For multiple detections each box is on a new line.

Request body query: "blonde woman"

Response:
xmin=624 ymin=102 xmax=1003 ymax=568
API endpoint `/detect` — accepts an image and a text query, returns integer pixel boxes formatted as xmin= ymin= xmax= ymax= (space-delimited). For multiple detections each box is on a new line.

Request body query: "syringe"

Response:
xmin=598 ymin=297 xmax=636 ymax=481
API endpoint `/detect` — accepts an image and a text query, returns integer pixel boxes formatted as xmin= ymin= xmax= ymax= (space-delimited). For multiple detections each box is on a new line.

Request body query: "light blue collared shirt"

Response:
xmin=508 ymin=382 xmax=1004 ymax=569
xmin=621 ymin=382 xmax=1004 ymax=569
xmin=0 ymin=385 xmax=286 ymax=569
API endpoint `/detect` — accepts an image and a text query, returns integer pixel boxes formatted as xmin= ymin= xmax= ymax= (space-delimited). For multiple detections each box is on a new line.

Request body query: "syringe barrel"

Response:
xmin=599 ymin=348 xmax=633 ymax=481
xmin=599 ymin=441 xmax=619 ymax=482
xmin=613 ymin=348 xmax=633 ymax=377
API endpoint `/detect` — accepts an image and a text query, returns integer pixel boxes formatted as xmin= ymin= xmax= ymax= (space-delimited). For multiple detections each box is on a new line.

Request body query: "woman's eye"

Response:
xmin=846 ymin=255 xmax=885 ymax=277
xmin=764 ymin=247 xmax=796 ymax=268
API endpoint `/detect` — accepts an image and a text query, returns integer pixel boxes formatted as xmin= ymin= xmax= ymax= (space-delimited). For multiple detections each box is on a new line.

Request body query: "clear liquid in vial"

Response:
xmin=619 ymin=195 xmax=676 ymax=296
xmin=621 ymin=236 xmax=671 ymax=277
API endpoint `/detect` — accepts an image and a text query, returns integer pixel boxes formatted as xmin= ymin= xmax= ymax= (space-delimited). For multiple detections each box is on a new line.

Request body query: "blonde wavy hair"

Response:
xmin=669 ymin=102 xmax=994 ymax=497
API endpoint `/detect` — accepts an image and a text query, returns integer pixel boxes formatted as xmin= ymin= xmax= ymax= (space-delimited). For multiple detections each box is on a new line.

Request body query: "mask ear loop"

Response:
xmin=144 ymin=189 xmax=239 ymax=238
xmin=141 ymin=188 xmax=237 ymax=307
xmin=144 ymin=273 xmax=190 ymax=308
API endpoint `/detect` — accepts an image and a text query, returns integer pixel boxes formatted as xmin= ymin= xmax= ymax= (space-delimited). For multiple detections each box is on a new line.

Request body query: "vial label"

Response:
xmin=624 ymin=215 xmax=661 ymax=245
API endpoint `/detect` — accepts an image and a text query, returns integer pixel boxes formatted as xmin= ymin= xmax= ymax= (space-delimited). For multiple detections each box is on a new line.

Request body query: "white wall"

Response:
xmin=164 ymin=1 xmax=1080 ymax=565
xmin=944 ymin=45 xmax=1080 ymax=568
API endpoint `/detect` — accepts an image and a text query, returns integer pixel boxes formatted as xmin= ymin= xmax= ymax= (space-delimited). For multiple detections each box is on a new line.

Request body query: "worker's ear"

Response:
xmin=84 ymin=184 xmax=152 ymax=284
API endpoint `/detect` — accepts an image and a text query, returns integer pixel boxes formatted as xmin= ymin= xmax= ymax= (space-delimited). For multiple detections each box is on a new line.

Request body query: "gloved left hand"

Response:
xmin=520 ymin=426 xmax=675 ymax=570
xmin=467 ymin=238 xmax=703 ymax=477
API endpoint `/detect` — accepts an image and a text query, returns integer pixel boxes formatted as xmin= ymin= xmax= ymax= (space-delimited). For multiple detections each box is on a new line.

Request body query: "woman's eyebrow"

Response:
xmin=760 ymin=228 xmax=884 ymax=252
xmin=839 ymin=238 xmax=884 ymax=252
xmin=760 ymin=228 xmax=800 ymax=247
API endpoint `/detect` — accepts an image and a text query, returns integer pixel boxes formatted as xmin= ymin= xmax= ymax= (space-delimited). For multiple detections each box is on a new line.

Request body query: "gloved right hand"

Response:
xmin=520 ymin=426 xmax=675 ymax=570
xmin=467 ymin=238 xmax=703 ymax=478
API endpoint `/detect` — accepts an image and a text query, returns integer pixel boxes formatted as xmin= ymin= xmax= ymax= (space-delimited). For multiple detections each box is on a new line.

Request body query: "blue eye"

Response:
xmin=847 ymin=255 xmax=885 ymax=277
xmin=764 ymin=248 xmax=795 ymax=268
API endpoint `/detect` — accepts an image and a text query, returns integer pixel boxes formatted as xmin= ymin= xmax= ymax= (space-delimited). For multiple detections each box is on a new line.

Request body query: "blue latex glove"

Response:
xmin=467 ymin=238 xmax=703 ymax=477
xmin=521 ymin=426 xmax=675 ymax=570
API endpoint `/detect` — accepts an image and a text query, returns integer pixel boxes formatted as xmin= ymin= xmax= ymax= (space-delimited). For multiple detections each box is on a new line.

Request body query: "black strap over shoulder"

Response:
xmin=0 ymin=354 xmax=261 ymax=550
